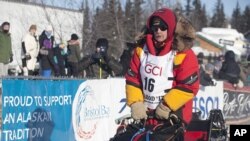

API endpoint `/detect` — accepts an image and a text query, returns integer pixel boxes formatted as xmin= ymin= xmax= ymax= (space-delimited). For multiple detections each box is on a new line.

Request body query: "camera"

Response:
xmin=99 ymin=46 xmax=106 ymax=53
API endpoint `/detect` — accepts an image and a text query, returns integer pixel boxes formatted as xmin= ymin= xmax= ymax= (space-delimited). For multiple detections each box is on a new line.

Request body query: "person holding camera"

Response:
xmin=79 ymin=38 xmax=123 ymax=79
xmin=21 ymin=24 xmax=39 ymax=76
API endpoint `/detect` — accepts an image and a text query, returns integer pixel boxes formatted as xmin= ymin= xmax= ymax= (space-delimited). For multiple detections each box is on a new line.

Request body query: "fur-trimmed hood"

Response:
xmin=175 ymin=14 xmax=195 ymax=39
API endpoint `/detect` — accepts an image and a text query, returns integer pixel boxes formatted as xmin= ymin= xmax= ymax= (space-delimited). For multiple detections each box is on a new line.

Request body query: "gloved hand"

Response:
xmin=39 ymin=48 xmax=49 ymax=55
xmin=130 ymin=102 xmax=147 ymax=120
xmin=211 ymin=79 xmax=217 ymax=86
xmin=155 ymin=102 xmax=171 ymax=120
xmin=102 ymin=53 xmax=110 ymax=63
xmin=91 ymin=52 xmax=102 ymax=62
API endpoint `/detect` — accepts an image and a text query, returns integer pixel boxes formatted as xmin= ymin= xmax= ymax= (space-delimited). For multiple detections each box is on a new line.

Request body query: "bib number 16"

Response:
xmin=144 ymin=77 xmax=155 ymax=92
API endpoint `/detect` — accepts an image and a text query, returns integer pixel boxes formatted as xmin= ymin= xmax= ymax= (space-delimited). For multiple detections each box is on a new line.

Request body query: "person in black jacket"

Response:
xmin=53 ymin=43 xmax=67 ymax=76
xmin=79 ymin=38 xmax=123 ymax=79
xmin=219 ymin=50 xmax=241 ymax=85
xmin=38 ymin=25 xmax=58 ymax=77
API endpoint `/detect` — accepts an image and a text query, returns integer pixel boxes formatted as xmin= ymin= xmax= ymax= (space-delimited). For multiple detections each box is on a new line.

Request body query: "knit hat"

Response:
xmin=96 ymin=38 xmax=108 ymax=48
xmin=46 ymin=25 xmax=53 ymax=31
xmin=225 ymin=50 xmax=235 ymax=61
xmin=1 ymin=21 xmax=10 ymax=27
xmin=197 ymin=52 xmax=204 ymax=59
xmin=205 ymin=63 xmax=214 ymax=72
xmin=150 ymin=17 xmax=168 ymax=31
xmin=1 ymin=21 xmax=10 ymax=33
xmin=71 ymin=33 xmax=79 ymax=40
xmin=96 ymin=38 xmax=109 ymax=54
xmin=29 ymin=24 xmax=37 ymax=30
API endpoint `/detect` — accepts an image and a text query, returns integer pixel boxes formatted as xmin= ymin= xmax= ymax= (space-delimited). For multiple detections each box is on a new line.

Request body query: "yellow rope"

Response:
xmin=99 ymin=59 xmax=102 ymax=79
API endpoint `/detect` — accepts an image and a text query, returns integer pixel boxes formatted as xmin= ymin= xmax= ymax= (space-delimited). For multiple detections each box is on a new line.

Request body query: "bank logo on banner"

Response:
xmin=72 ymin=81 xmax=110 ymax=141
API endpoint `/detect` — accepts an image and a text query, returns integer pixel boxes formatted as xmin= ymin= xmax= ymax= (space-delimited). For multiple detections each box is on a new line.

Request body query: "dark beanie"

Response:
xmin=150 ymin=17 xmax=168 ymax=29
xmin=1 ymin=21 xmax=10 ymax=27
xmin=96 ymin=38 xmax=108 ymax=48
xmin=71 ymin=33 xmax=79 ymax=40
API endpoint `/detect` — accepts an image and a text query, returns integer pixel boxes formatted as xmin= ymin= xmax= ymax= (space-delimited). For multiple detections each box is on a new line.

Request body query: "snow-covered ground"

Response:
xmin=0 ymin=1 xmax=83 ymax=67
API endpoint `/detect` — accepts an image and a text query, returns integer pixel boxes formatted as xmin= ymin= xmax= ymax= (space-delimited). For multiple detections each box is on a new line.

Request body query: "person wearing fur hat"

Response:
xmin=67 ymin=33 xmax=81 ymax=77
xmin=21 ymin=24 xmax=39 ymax=76
xmin=125 ymin=8 xmax=199 ymax=134
xmin=0 ymin=21 xmax=13 ymax=77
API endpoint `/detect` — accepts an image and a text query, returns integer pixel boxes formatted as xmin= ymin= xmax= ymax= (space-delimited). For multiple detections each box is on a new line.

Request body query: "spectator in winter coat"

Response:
xmin=0 ymin=21 xmax=13 ymax=77
xmin=213 ymin=60 xmax=222 ymax=80
xmin=200 ymin=63 xmax=215 ymax=86
xmin=119 ymin=42 xmax=135 ymax=76
xmin=78 ymin=38 xmax=123 ymax=79
xmin=125 ymin=7 xmax=199 ymax=129
xmin=38 ymin=25 xmax=58 ymax=77
xmin=21 ymin=24 xmax=39 ymax=76
xmin=53 ymin=43 xmax=67 ymax=76
xmin=219 ymin=50 xmax=241 ymax=86
xmin=197 ymin=52 xmax=204 ymax=63
xmin=67 ymin=34 xmax=81 ymax=77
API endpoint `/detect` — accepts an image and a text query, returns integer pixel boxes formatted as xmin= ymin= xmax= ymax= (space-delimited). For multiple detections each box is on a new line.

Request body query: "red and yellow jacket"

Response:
xmin=125 ymin=47 xmax=199 ymax=123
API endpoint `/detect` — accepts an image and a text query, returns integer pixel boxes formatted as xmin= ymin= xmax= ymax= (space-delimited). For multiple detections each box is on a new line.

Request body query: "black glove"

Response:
xmin=25 ymin=54 xmax=31 ymax=60
xmin=9 ymin=55 xmax=13 ymax=63
xmin=211 ymin=80 xmax=217 ymax=86
xmin=91 ymin=53 xmax=102 ymax=62
xmin=102 ymin=53 xmax=110 ymax=63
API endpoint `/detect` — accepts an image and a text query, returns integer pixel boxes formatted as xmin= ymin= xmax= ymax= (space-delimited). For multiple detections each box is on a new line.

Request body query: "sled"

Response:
xmin=111 ymin=109 xmax=228 ymax=141
xmin=110 ymin=113 xmax=184 ymax=141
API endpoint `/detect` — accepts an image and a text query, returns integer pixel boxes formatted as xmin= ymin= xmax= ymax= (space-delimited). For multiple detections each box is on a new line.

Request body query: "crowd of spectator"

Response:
xmin=0 ymin=21 xmax=124 ymax=79
xmin=198 ymin=51 xmax=250 ymax=87
xmin=0 ymin=21 xmax=250 ymax=87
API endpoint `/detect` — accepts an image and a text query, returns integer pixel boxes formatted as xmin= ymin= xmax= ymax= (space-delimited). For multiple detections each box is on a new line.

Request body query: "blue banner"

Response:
xmin=2 ymin=79 xmax=84 ymax=141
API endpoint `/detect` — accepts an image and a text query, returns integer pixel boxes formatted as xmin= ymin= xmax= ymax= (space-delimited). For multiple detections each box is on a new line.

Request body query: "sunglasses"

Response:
xmin=151 ymin=25 xmax=168 ymax=32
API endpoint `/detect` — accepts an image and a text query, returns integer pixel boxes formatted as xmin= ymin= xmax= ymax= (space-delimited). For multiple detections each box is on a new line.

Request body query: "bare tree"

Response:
xmin=37 ymin=0 xmax=83 ymax=43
